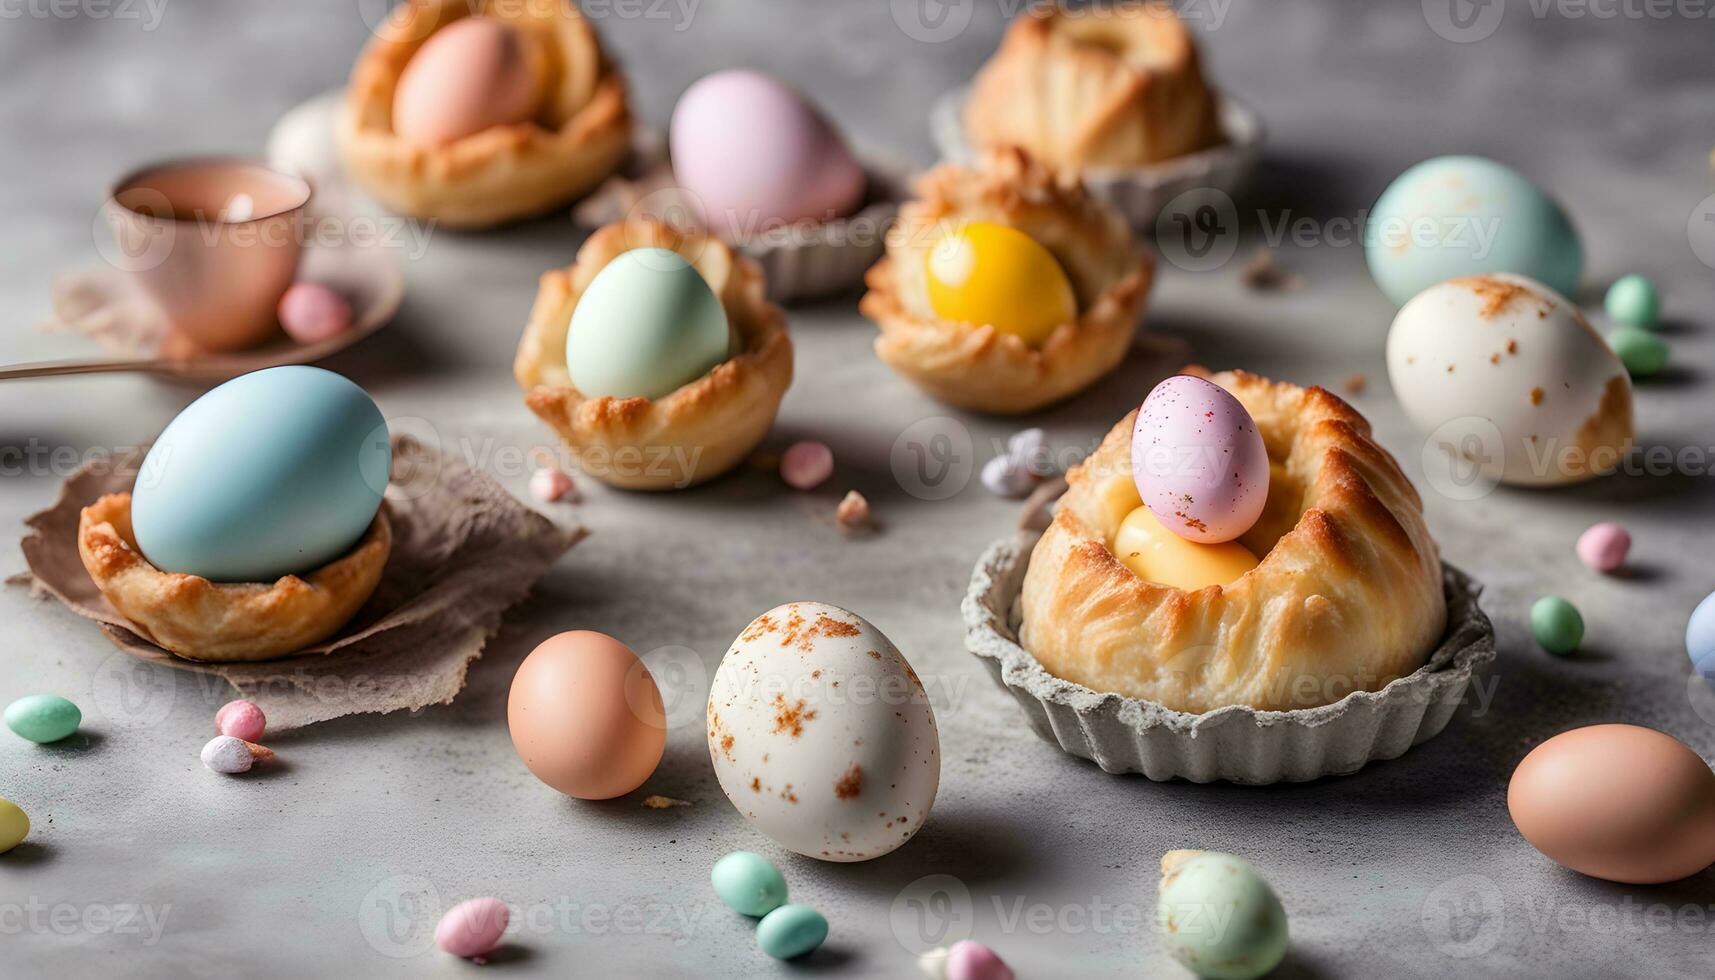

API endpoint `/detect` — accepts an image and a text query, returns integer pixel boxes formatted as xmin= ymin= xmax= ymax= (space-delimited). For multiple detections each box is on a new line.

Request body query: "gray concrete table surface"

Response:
xmin=4 ymin=0 xmax=1715 ymax=976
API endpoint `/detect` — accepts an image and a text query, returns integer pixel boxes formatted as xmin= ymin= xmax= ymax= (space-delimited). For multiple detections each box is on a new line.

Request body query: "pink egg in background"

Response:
xmin=946 ymin=940 xmax=1014 ymax=980
xmin=214 ymin=699 xmax=265 ymax=742
xmin=780 ymin=440 xmax=834 ymax=490
xmin=277 ymin=282 xmax=353 ymax=344
xmin=1576 ymin=522 xmax=1630 ymax=573
xmin=435 ymin=897 xmax=510 ymax=960
xmin=1131 ymin=375 xmax=1269 ymax=544
xmin=669 ymin=70 xmax=866 ymax=241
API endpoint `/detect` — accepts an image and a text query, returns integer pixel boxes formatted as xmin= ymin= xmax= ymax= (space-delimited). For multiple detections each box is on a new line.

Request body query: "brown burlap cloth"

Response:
xmin=9 ymin=435 xmax=584 ymax=728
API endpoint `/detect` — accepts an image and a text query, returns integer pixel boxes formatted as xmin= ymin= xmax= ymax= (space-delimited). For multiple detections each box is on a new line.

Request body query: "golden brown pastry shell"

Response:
xmin=77 ymin=493 xmax=391 ymax=662
xmin=514 ymin=219 xmax=793 ymax=491
xmin=964 ymin=3 xmax=1223 ymax=170
xmin=338 ymin=0 xmax=632 ymax=229
xmin=860 ymin=149 xmax=1152 ymax=415
xmin=1020 ymin=369 xmax=1447 ymax=713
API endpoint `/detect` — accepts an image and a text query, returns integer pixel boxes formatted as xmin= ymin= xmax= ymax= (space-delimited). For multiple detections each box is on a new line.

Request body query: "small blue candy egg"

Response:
xmin=756 ymin=903 xmax=827 ymax=960
xmin=1687 ymin=591 xmax=1715 ymax=682
xmin=5 ymin=694 xmax=81 ymax=744
xmin=131 ymin=366 xmax=389 ymax=583
xmin=711 ymin=851 xmax=787 ymax=917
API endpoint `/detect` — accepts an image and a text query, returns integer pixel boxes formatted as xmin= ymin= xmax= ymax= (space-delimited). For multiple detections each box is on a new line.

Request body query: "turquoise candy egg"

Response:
xmin=565 ymin=248 xmax=732 ymax=400
xmin=711 ymin=851 xmax=787 ymax=917
xmin=1366 ymin=155 xmax=1582 ymax=306
xmin=1605 ymin=274 xmax=1659 ymax=329
xmin=755 ymin=904 xmax=827 ymax=960
xmin=1686 ymin=591 xmax=1715 ymax=683
xmin=1157 ymin=851 xmax=1288 ymax=980
xmin=131 ymin=366 xmax=389 ymax=582
xmin=5 ymin=694 xmax=81 ymax=744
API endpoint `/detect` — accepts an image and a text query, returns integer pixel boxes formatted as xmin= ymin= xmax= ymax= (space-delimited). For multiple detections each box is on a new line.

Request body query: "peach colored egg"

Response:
xmin=393 ymin=16 xmax=541 ymax=147
xmin=507 ymin=631 xmax=666 ymax=800
xmin=1508 ymin=724 xmax=1715 ymax=884
xmin=435 ymin=897 xmax=508 ymax=959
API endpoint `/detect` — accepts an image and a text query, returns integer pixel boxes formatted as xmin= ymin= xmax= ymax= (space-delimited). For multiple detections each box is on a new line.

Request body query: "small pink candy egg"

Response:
xmin=1131 ymin=375 xmax=1269 ymax=544
xmin=946 ymin=940 xmax=1014 ymax=980
xmin=529 ymin=467 xmax=575 ymax=503
xmin=435 ymin=897 xmax=510 ymax=960
xmin=277 ymin=282 xmax=353 ymax=344
xmin=780 ymin=440 xmax=834 ymax=490
xmin=215 ymin=700 xmax=266 ymax=742
xmin=1576 ymin=522 xmax=1630 ymax=573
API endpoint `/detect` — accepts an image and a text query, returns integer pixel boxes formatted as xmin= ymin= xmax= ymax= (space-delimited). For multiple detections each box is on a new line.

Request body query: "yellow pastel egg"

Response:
xmin=925 ymin=222 xmax=1077 ymax=346
xmin=1112 ymin=505 xmax=1259 ymax=591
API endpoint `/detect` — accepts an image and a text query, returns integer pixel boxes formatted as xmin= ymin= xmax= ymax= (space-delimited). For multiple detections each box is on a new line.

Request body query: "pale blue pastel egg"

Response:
xmin=565 ymin=248 xmax=732 ymax=400
xmin=711 ymin=851 xmax=787 ymax=917
xmin=131 ymin=366 xmax=389 ymax=583
xmin=1366 ymin=155 xmax=1582 ymax=306
xmin=1687 ymin=591 xmax=1715 ymax=683
xmin=756 ymin=904 xmax=827 ymax=960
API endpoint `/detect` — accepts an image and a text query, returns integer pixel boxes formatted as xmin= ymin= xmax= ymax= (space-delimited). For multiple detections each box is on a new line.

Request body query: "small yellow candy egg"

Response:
xmin=925 ymin=222 xmax=1077 ymax=346
xmin=0 ymin=797 xmax=29 ymax=853
xmin=1112 ymin=505 xmax=1259 ymax=591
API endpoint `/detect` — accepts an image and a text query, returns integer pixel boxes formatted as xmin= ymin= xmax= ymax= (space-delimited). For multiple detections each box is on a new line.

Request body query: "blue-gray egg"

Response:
xmin=131 ymin=366 xmax=389 ymax=582
xmin=1157 ymin=850 xmax=1288 ymax=980
xmin=1366 ymin=155 xmax=1582 ymax=306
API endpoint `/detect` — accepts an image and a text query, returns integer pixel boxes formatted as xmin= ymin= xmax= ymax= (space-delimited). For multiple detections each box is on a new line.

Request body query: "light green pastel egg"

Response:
xmin=5 ymin=695 xmax=81 ymax=744
xmin=0 ymin=798 xmax=27 ymax=853
xmin=756 ymin=903 xmax=827 ymax=960
xmin=1531 ymin=596 xmax=1584 ymax=656
xmin=1609 ymin=326 xmax=1668 ymax=378
xmin=711 ymin=851 xmax=787 ymax=917
xmin=1366 ymin=155 xmax=1582 ymax=307
xmin=1604 ymin=274 xmax=1659 ymax=330
xmin=1157 ymin=850 xmax=1288 ymax=980
xmin=566 ymin=247 xmax=732 ymax=400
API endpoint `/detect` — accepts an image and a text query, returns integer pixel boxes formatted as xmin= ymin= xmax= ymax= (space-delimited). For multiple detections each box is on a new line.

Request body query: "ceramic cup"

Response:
xmin=104 ymin=158 xmax=312 ymax=352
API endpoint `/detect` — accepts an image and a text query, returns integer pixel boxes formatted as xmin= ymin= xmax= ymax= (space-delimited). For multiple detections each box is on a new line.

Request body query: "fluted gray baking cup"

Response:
xmin=929 ymin=86 xmax=1263 ymax=232
xmin=962 ymin=532 xmax=1496 ymax=784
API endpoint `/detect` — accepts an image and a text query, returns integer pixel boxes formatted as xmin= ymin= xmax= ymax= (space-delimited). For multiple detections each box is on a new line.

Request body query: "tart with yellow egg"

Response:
xmin=1021 ymin=369 xmax=1446 ymax=713
xmin=77 ymin=494 xmax=392 ymax=662
xmin=339 ymin=0 xmax=631 ymax=229
xmin=859 ymin=149 xmax=1152 ymax=414
xmin=963 ymin=3 xmax=1222 ymax=170
xmin=514 ymin=218 xmax=793 ymax=491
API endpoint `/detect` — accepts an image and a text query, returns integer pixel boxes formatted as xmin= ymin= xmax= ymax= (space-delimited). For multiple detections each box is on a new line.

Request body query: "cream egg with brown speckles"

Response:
xmin=1387 ymin=272 xmax=1633 ymax=486
xmin=707 ymin=601 xmax=939 ymax=862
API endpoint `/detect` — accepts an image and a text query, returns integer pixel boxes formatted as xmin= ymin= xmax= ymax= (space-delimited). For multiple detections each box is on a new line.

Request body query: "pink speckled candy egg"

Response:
xmin=1131 ymin=375 xmax=1269 ymax=544
xmin=277 ymin=282 xmax=353 ymax=344
xmin=1576 ymin=522 xmax=1630 ymax=573
xmin=215 ymin=699 xmax=265 ymax=742
xmin=946 ymin=940 xmax=1014 ymax=980
xmin=435 ymin=897 xmax=509 ymax=960
xmin=670 ymin=70 xmax=866 ymax=240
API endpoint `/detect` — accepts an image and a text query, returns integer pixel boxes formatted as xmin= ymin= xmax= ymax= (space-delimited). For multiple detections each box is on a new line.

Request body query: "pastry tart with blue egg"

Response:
xmin=1020 ymin=368 xmax=1446 ymax=713
xmin=77 ymin=367 xmax=393 ymax=662
xmin=859 ymin=148 xmax=1152 ymax=414
xmin=514 ymin=218 xmax=793 ymax=490
xmin=338 ymin=0 xmax=631 ymax=228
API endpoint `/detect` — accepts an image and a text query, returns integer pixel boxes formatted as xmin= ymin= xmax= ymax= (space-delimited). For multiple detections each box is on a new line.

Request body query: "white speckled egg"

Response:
xmin=1387 ymin=273 xmax=1633 ymax=487
xmin=707 ymin=602 xmax=939 ymax=862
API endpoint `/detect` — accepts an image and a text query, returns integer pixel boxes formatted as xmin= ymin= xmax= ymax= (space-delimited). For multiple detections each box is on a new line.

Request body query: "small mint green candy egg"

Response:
xmin=1366 ymin=155 xmax=1582 ymax=306
xmin=1604 ymin=274 xmax=1659 ymax=329
xmin=711 ymin=851 xmax=787 ymax=917
xmin=1531 ymin=596 xmax=1584 ymax=655
xmin=566 ymin=248 xmax=731 ymax=400
xmin=756 ymin=903 xmax=827 ymax=960
xmin=1609 ymin=326 xmax=1668 ymax=378
xmin=0 ymin=798 xmax=28 ymax=853
xmin=5 ymin=695 xmax=81 ymax=744
xmin=1157 ymin=850 xmax=1287 ymax=980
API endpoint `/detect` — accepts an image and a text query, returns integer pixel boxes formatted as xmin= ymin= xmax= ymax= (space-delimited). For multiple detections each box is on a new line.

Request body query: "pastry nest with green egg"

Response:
xmin=514 ymin=218 xmax=793 ymax=491
xmin=339 ymin=0 xmax=632 ymax=229
xmin=1021 ymin=369 xmax=1446 ymax=713
xmin=860 ymin=148 xmax=1153 ymax=414
xmin=77 ymin=493 xmax=391 ymax=662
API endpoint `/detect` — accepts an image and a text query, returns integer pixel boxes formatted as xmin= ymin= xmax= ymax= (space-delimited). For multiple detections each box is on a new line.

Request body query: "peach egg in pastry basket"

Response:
xmin=514 ymin=218 xmax=792 ymax=490
xmin=339 ymin=0 xmax=631 ymax=228
xmin=860 ymin=148 xmax=1152 ymax=415
xmin=930 ymin=2 xmax=1261 ymax=228
xmin=962 ymin=369 xmax=1496 ymax=784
